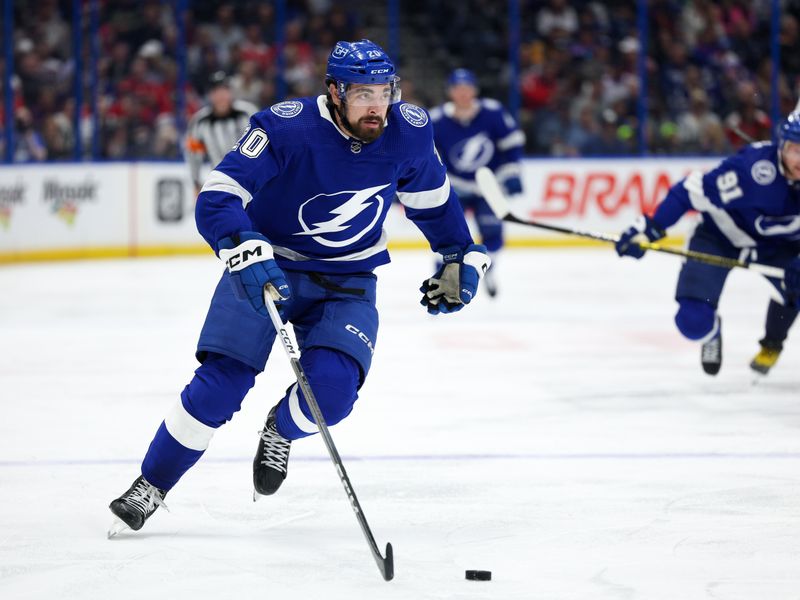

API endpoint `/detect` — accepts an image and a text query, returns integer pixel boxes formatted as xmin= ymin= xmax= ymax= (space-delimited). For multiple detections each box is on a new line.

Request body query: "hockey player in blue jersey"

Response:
xmin=429 ymin=68 xmax=525 ymax=297
xmin=616 ymin=112 xmax=800 ymax=376
xmin=108 ymin=40 xmax=490 ymax=534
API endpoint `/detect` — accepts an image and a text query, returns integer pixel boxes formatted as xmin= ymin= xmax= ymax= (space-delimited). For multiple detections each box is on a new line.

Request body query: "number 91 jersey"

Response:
xmin=195 ymin=96 xmax=472 ymax=274
xmin=657 ymin=142 xmax=800 ymax=251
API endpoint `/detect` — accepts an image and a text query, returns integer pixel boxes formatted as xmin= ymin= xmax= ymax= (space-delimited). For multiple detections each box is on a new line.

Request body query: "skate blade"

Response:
xmin=253 ymin=489 xmax=264 ymax=502
xmin=107 ymin=516 xmax=130 ymax=539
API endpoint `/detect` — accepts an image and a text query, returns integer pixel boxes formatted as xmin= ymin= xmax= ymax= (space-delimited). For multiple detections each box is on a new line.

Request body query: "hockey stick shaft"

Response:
xmin=475 ymin=167 xmax=785 ymax=279
xmin=262 ymin=288 xmax=394 ymax=582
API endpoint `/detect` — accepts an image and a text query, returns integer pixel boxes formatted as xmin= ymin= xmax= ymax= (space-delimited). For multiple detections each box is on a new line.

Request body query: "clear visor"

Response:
xmin=342 ymin=81 xmax=402 ymax=107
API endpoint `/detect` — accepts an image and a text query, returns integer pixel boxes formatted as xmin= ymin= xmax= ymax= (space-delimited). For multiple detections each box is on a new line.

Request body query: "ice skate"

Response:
xmin=108 ymin=475 xmax=168 ymax=537
xmin=750 ymin=344 xmax=781 ymax=376
xmin=253 ymin=406 xmax=292 ymax=500
xmin=701 ymin=325 xmax=722 ymax=376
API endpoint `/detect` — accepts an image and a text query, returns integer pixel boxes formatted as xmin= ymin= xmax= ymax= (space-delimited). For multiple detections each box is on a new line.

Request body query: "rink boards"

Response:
xmin=0 ymin=157 xmax=716 ymax=262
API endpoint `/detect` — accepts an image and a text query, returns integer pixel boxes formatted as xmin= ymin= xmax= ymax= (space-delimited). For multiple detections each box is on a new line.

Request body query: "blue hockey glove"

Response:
xmin=420 ymin=244 xmax=491 ymax=315
xmin=503 ymin=175 xmax=523 ymax=196
xmin=615 ymin=216 xmax=666 ymax=259
xmin=217 ymin=231 xmax=290 ymax=317
xmin=785 ymin=257 xmax=800 ymax=308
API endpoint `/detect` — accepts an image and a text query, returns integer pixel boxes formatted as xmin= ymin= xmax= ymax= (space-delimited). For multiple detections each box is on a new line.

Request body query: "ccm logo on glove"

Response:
xmin=221 ymin=239 xmax=270 ymax=271
xmin=217 ymin=232 xmax=291 ymax=317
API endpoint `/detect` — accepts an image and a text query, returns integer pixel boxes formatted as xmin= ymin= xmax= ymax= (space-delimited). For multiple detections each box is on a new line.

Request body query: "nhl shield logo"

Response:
xmin=350 ymin=140 xmax=362 ymax=154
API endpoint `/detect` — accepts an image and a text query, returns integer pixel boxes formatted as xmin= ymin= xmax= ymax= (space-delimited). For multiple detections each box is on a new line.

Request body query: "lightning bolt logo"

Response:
xmin=452 ymin=133 xmax=494 ymax=172
xmin=296 ymin=183 xmax=390 ymax=248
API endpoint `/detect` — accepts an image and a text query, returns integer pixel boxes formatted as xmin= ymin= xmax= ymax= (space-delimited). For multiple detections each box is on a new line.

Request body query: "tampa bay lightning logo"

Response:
xmin=750 ymin=159 xmax=776 ymax=185
xmin=295 ymin=184 xmax=390 ymax=247
xmin=270 ymin=101 xmax=303 ymax=118
xmin=399 ymin=103 xmax=428 ymax=128
xmin=450 ymin=132 xmax=494 ymax=172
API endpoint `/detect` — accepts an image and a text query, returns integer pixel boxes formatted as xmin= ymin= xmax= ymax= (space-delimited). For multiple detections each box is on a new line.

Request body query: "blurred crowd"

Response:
xmin=3 ymin=0 xmax=800 ymax=161
xmin=418 ymin=0 xmax=800 ymax=156
xmin=2 ymin=0 xmax=360 ymax=161
xmin=514 ymin=0 xmax=800 ymax=156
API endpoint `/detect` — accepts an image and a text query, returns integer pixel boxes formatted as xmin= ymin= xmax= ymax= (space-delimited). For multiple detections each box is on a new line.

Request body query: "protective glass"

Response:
xmin=342 ymin=81 xmax=401 ymax=106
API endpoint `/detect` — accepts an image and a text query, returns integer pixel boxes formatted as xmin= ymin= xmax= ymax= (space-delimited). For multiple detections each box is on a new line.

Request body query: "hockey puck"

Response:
xmin=465 ymin=570 xmax=491 ymax=581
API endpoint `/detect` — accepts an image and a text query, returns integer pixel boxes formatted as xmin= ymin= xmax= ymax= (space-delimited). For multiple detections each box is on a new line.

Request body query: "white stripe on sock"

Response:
xmin=163 ymin=401 xmax=216 ymax=451
xmin=287 ymin=384 xmax=318 ymax=434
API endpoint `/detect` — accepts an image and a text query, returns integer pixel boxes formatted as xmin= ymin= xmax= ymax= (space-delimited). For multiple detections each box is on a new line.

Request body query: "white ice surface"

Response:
xmin=0 ymin=248 xmax=798 ymax=600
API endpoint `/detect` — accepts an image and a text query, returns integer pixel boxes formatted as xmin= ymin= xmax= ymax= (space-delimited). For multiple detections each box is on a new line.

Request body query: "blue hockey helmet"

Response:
xmin=325 ymin=40 xmax=400 ymax=105
xmin=447 ymin=68 xmax=478 ymax=88
xmin=778 ymin=111 xmax=800 ymax=148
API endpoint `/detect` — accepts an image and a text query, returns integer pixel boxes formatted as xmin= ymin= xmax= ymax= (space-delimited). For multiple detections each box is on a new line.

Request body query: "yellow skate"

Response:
xmin=750 ymin=345 xmax=781 ymax=376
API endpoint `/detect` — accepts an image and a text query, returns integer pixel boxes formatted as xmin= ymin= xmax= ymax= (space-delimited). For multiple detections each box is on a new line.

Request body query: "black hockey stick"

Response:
xmin=262 ymin=287 xmax=394 ymax=582
xmin=475 ymin=167 xmax=785 ymax=279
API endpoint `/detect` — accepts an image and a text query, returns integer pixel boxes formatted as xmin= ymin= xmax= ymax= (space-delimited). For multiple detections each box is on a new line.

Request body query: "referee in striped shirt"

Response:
xmin=185 ymin=71 xmax=258 ymax=195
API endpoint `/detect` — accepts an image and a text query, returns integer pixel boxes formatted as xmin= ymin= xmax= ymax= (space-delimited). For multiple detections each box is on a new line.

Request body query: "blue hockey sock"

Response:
xmin=763 ymin=299 xmax=799 ymax=349
xmin=675 ymin=298 xmax=717 ymax=341
xmin=273 ymin=347 xmax=360 ymax=440
xmin=141 ymin=421 xmax=205 ymax=491
xmin=141 ymin=352 xmax=258 ymax=490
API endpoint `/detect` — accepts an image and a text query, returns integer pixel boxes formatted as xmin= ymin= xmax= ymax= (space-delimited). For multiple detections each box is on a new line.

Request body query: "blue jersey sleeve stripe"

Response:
xmin=496 ymin=130 xmax=525 ymax=151
xmin=397 ymin=178 xmax=450 ymax=209
xmin=683 ymin=171 xmax=756 ymax=247
xmin=202 ymin=170 xmax=254 ymax=209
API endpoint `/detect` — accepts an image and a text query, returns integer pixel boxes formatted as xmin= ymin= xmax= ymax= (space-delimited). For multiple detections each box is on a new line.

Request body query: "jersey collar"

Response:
xmin=317 ymin=95 xmax=349 ymax=139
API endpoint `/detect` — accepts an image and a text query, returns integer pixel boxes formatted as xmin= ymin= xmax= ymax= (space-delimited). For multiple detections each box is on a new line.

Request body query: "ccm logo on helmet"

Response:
xmin=371 ymin=68 xmax=390 ymax=74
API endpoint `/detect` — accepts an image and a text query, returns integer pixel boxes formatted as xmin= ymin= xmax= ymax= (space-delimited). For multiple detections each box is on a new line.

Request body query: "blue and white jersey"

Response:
xmin=195 ymin=96 xmax=472 ymax=274
xmin=429 ymin=99 xmax=525 ymax=196
xmin=654 ymin=142 xmax=800 ymax=252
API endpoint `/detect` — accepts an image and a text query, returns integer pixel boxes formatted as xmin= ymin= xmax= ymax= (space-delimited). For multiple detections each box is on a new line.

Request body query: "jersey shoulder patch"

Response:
xmin=251 ymin=97 xmax=318 ymax=150
xmin=399 ymin=103 xmax=429 ymax=128
xmin=750 ymin=159 xmax=777 ymax=185
xmin=270 ymin=100 xmax=304 ymax=118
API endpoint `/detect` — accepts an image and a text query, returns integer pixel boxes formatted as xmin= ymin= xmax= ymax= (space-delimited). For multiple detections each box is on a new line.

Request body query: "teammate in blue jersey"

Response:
xmin=108 ymin=40 xmax=490 ymax=534
xmin=429 ymin=69 xmax=525 ymax=297
xmin=616 ymin=112 xmax=800 ymax=376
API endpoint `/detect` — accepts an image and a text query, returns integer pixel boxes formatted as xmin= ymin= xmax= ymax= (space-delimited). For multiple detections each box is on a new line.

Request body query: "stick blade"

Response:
xmin=381 ymin=542 xmax=394 ymax=581
xmin=475 ymin=167 xmax=510 ymax=219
